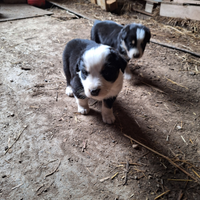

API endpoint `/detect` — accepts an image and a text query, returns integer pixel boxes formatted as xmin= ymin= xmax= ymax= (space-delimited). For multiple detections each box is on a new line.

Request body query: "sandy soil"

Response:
xmin=0 ymin=3 xmax=200 ymax=200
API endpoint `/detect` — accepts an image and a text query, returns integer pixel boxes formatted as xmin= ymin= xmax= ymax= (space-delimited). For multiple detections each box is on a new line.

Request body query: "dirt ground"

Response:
xmin=1 ymin=2 xmax=200 ymax=200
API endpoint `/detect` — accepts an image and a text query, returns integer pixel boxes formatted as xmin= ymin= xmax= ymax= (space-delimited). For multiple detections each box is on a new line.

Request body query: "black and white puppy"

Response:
xmin=91 ymin=20 xmax=151 ymax=80
xmin=63 ymin=39 xmax=127 ymax=124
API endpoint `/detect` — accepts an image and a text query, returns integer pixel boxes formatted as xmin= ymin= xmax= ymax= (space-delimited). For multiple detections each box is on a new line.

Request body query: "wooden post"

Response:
xmin=90 ymin=0 xmax=97 ymax=4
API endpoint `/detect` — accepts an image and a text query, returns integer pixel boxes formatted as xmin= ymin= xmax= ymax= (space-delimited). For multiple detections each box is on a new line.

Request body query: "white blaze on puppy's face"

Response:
xmin=128 ymin=28 xmax=145 ymax=59
xmin=135 ymin=28 xmax=145 ymax=58
xmin=79 ymin=45 xmax=123 ymax=101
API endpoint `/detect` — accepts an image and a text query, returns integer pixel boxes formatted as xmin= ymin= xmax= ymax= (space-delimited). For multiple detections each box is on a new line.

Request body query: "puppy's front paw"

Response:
xmin=78 ymin=105 xmax=90 ymax=115
xmin=102 ymin=113 xmax=115 ymax=124
xmin=66 ymin=86 xmax=74 ymax=97
xmin=124 ymin=72 xmax=132 ymax=80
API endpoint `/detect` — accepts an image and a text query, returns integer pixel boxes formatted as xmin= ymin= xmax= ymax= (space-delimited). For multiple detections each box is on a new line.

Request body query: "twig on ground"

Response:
xmin=168 ymin=179 xmax=193 ymax=182
xmin=82 ymin=140 xmax=87 ymax=152
xmin=177 ymin=190 xmax=183 ymax=200
xmin=123 ymin=160 xmax=129 ymax=185
xmin=12 ymin=183 xmax=23 ymax=190
xmin=169 ymin=122 xmax=177 ymax=135
xmin=99 ymin=176 xmax=110 ymax=182
xmin=123 ymin=134 xmax=198 ymax=182
xmin=111 ymin=172 xmax=119 ymax=180
xmin=192 ymin=169 xmax=200 ymax=179
xmin=36 ymin=184 xmax=44 ymax=192
xmin=154 ymin=190 xmax=170 ymax=200
xmin=5 ymin=125 xmax=28 ymax=154
xmin=165 ymin=77 xmax=188 ymax=90
xmin=141 ymin=81 xmax=166 ymax=94
xmin=86 ymin=167 xmax=92 ymax=174
xmin=37 ymin=181 xmax=54 ymax=196
xmin=45 ymin=160 xmax=61 ymax=178
xmin=120 ymin=162 xmax=142 ymax=166
xmin=181 ymin=135 xmax=188 ymax=146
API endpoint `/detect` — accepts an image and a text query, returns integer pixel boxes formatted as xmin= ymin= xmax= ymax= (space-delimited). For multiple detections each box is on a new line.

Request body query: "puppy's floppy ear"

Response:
xmin=76 ymin=57 xmax=82 ymax=72
xmin=110 ymin=48 xmax=127 ymax=73
xmin=119 ymin=25 xmax=128 ymax=40
xmin=117 ymin=54 xmax=127 ymax=73
xmin=145 ymin=27 xmax=151 ymax=43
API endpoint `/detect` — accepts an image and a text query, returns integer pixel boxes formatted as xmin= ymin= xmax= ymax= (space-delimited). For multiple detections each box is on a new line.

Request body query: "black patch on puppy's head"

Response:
xmin=76 ymin=58 xmax=89 ymax=80
xmin=101 ymin=48 xmax=127 ymax=82
xmin=144 ymin=26 xmax=151 ymax=43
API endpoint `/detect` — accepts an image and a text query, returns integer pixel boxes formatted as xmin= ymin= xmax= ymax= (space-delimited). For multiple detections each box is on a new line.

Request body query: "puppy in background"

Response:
xmin=91 ymin=20 xmax=151 ymax=80
xmin=63 ymin=39 xmax=127 ymax=124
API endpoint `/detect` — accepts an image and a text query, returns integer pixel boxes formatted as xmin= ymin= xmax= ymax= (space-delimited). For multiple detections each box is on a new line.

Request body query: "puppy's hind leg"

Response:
xmin=75 ymin=96 xmax=90 ymax=115
xmin=102 ymin=97 xmax=117 ymax=124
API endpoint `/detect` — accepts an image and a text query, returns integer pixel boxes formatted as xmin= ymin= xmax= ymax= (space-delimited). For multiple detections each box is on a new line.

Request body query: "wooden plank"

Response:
xmin=107 ymin=0 xmax=118 ymax=11
xmin=90 ymin=0 xmax=97 ymax=4
xmin=160 ymin=3 xmax=200 ymax=21
xmin=0 ymin=4 xmax=53 ymax=22
xmin=97 ymin=0 xmax=107 ymax=10
xmin=145 ymin=2 xmax=154 ymax=13
xmin=173 ymin=0 xmax=200 ymax=4
xmin=145 ymin=0 xmax=161 ymax=3
xmin=132 ymin=7 xmax=154 ymax=16
xmin=49 ymin=1 xmax=95 ymax=21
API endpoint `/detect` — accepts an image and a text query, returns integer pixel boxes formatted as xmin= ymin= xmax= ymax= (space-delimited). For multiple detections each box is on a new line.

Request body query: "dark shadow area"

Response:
xmin=129 ymin=63 xmax=199 ymax=109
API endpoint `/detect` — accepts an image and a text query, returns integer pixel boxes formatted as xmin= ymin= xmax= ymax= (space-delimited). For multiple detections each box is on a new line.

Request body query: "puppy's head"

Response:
xmin=119 ymin=23 xmax=151 ymax=60
xmin=77 ymin=45 xmax=127 ymax=101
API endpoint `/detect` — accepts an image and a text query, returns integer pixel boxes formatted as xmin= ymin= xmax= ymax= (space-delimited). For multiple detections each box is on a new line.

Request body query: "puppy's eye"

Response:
xmin=132 ymin=40 xmax=135 ymax=45
xmin=82 ymin=69 xmax=88 ymax=76
xmin=81 ymin=69 xmax=88 ymax=80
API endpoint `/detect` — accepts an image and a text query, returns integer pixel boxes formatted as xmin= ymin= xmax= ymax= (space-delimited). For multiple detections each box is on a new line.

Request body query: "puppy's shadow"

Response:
xmin=113 ymin=101 xmax=157 ymax=150
xmin=88 ymin=99 xmax=157 ymax=152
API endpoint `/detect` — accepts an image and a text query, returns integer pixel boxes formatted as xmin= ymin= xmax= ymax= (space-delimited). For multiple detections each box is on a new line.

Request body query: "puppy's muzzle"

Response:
xmin=90 ymin=88 xmax=100 ymax=96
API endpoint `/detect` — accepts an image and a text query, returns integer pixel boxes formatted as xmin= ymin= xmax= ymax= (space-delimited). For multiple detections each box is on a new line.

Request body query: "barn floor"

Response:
xmin=0 ymin=2 xmax=200 ymax=200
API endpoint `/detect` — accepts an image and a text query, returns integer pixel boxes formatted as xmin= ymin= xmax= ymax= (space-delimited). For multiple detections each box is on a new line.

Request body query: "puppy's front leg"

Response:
xmin=124 ymin=66 xmax=132 ymax=80
xmin=75 ymin=96 xmax=90 ymax=115
xmin=102 ymin=97 xmax=117 ymax=124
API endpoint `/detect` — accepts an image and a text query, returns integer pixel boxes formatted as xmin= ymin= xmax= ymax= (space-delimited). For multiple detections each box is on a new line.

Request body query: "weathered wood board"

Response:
xmin=0 ymin=4 xmax=53 ymax=22
xmin=173 ymin=0 xmax=200 ymax=4
xmin=160 ymin=3 xmax=200 ymax=21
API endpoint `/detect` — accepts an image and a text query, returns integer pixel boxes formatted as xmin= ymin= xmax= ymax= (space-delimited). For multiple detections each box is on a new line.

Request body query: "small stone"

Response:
xmin=132 ymin=144 xmax=139 ymax=149
xmin=189 ymin=72 xmax=196 ymax=75
xmin=2 ymin=175 xmax=7 ymax=178
xmin=177 ymin=125 xmax=182 ymax=130
xmin=10 ymin=79 xmax=14 ymax=82
xmin=148 ymin=175 xmax=152 ymax=179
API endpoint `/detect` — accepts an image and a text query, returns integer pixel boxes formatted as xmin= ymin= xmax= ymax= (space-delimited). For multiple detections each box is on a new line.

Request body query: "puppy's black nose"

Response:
xmin=133 ymin=53 xmax=140 ymax=58
xmin=90 ymin=88 xmax=100 ymax=96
